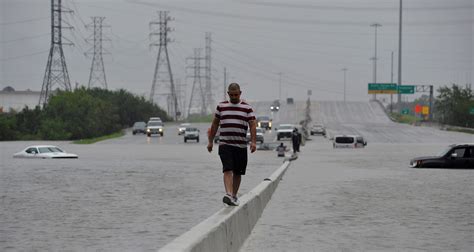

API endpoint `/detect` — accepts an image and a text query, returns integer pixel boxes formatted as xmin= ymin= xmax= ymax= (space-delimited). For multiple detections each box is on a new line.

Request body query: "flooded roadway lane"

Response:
xmin=0 ymin=122 xmax=283 ymax=251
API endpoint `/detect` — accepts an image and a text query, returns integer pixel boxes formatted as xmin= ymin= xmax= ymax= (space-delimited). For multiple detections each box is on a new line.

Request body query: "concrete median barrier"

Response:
xmin=159 ymin=160 xmax=292 ymax=252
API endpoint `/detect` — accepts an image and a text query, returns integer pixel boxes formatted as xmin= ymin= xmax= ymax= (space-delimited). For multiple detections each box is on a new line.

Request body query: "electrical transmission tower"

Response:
xmin=149 ymin=11 xmax=179 ymax=120
xmin=204 ymin=32 xmax=214 ymax=113
xmin=186 ymin=48 xmax=206 ymax=116
xmin=39 ymin=0 xmax=73 ymax=106
xmin=85 ymin=17 xmax=109 ymax=89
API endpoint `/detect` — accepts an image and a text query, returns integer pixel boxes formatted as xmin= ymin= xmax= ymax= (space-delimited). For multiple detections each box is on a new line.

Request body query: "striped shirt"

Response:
xmin=215 ymin=100 xmax=256 ymax=148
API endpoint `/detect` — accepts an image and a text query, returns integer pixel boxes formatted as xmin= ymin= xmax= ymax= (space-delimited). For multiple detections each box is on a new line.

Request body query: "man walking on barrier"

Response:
xmin=207 ymin=83 xmax=257 ymax=206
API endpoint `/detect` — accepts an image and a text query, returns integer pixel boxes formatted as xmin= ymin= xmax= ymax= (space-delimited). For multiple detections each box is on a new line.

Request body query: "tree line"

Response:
xmin=0 ymin=88 xmax=170 ymax=141
xmin=391 ymin=83 xmax=473 ymax=128
xmin=434 ymin=84 xmax=473 ymax=128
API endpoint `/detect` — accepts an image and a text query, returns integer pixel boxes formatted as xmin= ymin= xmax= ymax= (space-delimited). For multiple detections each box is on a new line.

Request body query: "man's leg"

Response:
xmin=223 ymin=170 xmax=233 ymax=195
xmin=232 ymin=174 xmax=241 ymax=197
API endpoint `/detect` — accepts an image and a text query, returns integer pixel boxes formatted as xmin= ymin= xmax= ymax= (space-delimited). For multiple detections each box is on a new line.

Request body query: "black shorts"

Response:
xmin=218 ymin=144 xmax=248 ymax=175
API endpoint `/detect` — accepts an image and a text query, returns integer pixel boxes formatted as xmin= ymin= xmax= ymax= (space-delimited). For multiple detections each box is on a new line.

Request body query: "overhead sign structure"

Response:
xmin=368 ymin=83 xmax=416 ymax=94
xmin=368 ymin=83 xmax=397 ymax=94
xmin=398 ymin=85 xmax=415 ymax=94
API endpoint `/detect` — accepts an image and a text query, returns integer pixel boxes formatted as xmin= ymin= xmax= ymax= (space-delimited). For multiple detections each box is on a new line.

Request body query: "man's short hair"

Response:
xmin=228 ymin=83 xmax=240 ymax=92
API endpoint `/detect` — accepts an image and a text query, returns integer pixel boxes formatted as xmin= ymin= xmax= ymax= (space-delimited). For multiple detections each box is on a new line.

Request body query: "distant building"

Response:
xmin=0 ymin=86 xmax=41 ymax=113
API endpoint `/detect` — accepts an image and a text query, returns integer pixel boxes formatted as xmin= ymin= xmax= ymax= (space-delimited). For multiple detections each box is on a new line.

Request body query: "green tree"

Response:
xmin=435 ymin=84 xmax=473 ymax=127
xmin=15 ymin=106 xmax=42 ymax=139
xmin=0 ymin=114 xmax=18 ymax=140
xmin=40 ymin=89 xmax=120 ymax=139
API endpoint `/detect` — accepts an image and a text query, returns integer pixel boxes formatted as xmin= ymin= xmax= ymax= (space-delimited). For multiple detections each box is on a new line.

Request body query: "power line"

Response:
xmin=234 ymin=0 xmax=474 ymax=11
xmin=0 ymin=17 xmax=49 ymax=25
xmin=127 ymin=1 xmax=474 ymax=27
xmin=0 ymin=33 xmax=50 ymax=44
xmin=0 ymin=50 xmax=49 ymax=61
xmin=212 ymin=48 xmax=343 ymax=95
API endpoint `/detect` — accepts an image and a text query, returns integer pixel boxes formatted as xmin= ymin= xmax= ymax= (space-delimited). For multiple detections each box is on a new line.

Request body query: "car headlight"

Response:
xmin=258 ymin=122 xmax=261 ymax=127
xmin=159 ymin=128 xmax=163 ymax=132
xmin=147 ymin=129 xmax=150 ymax=132
xmin=410 ymin=160 xmax=421 ymax=168
xmin=269 ymin=122 xmax=272 ymax=127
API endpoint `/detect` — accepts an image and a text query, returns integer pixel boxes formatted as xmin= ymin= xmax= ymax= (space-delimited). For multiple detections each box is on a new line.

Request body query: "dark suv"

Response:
xmin=410 ymin=143 xmax=474 ymax=168
xmin=132 ymin=121 xmax=147 ymax=135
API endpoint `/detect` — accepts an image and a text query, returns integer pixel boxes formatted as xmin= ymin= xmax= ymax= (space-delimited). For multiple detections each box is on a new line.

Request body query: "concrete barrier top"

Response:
xmin=159 ymin=160 xmax=291 ymax=252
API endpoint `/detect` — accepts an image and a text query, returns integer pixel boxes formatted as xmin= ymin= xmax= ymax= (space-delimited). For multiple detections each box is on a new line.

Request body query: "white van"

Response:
xmin=333 ymin=135 xmax=367 ymax=148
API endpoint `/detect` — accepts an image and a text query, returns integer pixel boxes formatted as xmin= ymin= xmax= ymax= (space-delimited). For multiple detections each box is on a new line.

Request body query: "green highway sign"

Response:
xmin=470 ymin=107 xmax=474 ymax=115
xmin=398 ymin=85 xmax=415 ymax=94
xmin=401 ymin=108 xmax=410 ymax=115
xmin=368 ymin=83 xmax=397 ymax=94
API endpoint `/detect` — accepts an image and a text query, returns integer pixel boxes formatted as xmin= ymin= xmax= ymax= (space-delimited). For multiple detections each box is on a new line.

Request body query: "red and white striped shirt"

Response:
xmin=215 ymin=100 xmax=256 ymax=148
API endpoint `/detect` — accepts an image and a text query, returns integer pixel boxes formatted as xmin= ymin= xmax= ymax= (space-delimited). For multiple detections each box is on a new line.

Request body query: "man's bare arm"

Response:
xmin=208 ymin=117 xmax=220 ymax=142
xmin=249 ymin=119 xmax=257 ymax=153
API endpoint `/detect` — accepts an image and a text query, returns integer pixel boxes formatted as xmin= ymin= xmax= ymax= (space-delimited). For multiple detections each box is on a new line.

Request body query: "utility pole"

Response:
xmin=397 ymin=0 xmax=403 ymax=109
xmin=370 ymin=23 xmax=382 ymax=101
xmin=390 ymin=51 xmax=394 ymax=113
xmin=342 ymin=68 xmax=348 ymax=103
xmin=204 ymin=32 xmax=214 ymax=113
xmin=186 ymin=48 xmax=206 ymax=116
xmin=39 ymin=0 xmax=73 ymax=106
xmin=223 ymin=67 xmax=227 ymax=100
xmin=149 ymin=11 xmax=179 ymax=120
xmin=86 ymin=17 xmax=110 ymax=89
xmin=174 ymin=78 xmax=186 ymax=120
xmin=278 ymin=72 xmax=282 ymax=102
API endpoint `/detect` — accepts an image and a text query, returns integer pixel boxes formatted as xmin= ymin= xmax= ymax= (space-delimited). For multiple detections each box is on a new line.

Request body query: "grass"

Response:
xmin=186 ymin=114 xmax=214 ymax=123
xmin=445 ymin=127 xmax=474 ymax=134
xmin=73 ymin=131 xmax=125 ymax=144
xmin=389 ymin=113 xmax=421 ymax=124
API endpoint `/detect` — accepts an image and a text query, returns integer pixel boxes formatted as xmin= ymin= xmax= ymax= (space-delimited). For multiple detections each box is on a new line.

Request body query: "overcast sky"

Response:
xmin=1 ymin=0 xmax=472 ymax=110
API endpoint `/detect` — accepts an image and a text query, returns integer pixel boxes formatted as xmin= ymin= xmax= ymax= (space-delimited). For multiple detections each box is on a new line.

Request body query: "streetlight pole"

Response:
xmin=342 ymin=68 xmax=348 ymax=103
xmin=223 ymin=67 xmax=227 ymax=100
xmin=371 ymin=23 xmax=382 ymax=101
xmin=397 ymin=0 xmax=403 ymax=109
xmin=390 ymin=51 xmax=394 ymax=113
xmin=278 ymin=72 xmax=282 ymax=102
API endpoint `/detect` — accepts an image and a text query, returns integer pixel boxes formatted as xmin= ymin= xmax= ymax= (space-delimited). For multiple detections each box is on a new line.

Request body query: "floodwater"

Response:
xmin=1 ymin=101 xmax=473 ymax=251
xmin=242 ymin=138 xmax=474 ymax=251
xmin=0 ymin=123 xmax=283 ymax=251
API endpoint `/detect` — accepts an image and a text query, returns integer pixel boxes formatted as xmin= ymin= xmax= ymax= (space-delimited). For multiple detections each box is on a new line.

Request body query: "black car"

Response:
xmin=410 ymin=143 xmax=474 ymax=168
xmin=132 ymin=121 xmax=147 ymax=135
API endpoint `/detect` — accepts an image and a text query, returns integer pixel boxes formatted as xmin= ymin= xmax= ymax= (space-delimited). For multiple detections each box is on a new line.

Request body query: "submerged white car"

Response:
xmin=13 ymin=145 xmax=78 ymax=159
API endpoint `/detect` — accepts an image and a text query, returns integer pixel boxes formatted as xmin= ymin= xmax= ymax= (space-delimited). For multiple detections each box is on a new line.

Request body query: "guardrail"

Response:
xmin=159 ymin=160 xmax=292 ymax=252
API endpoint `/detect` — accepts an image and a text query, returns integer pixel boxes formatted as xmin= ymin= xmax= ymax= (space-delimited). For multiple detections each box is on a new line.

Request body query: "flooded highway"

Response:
xmin=0 ymin=122 xmax=283 ymax=251
xmin=1 ymin=101 xmax=473 ymax=251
